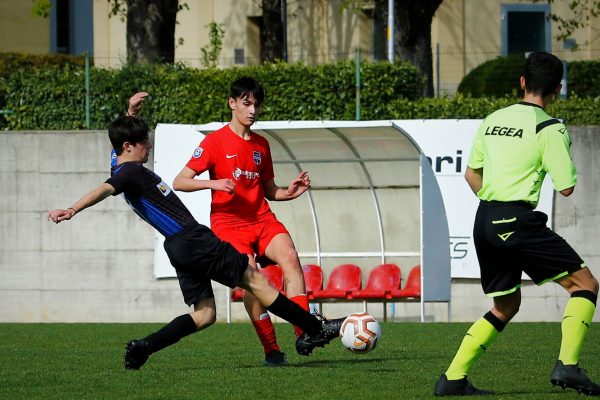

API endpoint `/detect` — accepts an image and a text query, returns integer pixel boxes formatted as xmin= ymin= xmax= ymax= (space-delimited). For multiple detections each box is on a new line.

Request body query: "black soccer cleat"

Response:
xmin=264 ymin=350 xmax=288 ymax=366
xmin=434 ymin=374 xmax=494 ymax=396
xmin=124 ymin=339 xmax=150 ymax=370
xmin=550 ymin=360 xmax=600 ymax=396
xmin=295 ymin=315 xmax=345 ymax=356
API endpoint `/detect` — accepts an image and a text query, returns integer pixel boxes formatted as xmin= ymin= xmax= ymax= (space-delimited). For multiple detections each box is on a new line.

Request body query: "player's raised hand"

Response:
xmin=287 ymin=171 xmax=311 ymax=197
xmin=48 ymin=208 xmax=76 ymax=224
xmin=127 ymin=92 xmax=149 ymax=117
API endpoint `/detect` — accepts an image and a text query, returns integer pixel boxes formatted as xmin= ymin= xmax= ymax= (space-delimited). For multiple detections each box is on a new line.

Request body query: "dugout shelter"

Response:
xmin=154 ymin=121 xmax=451 ymax=322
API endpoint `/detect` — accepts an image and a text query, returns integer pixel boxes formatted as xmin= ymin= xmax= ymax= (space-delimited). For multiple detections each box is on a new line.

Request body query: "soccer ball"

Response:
xmin=340 ymin=312 xmax=381 ymax=354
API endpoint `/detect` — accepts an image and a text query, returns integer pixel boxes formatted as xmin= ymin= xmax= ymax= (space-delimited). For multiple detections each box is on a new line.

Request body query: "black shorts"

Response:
xmin=474 ymin=201 xmax=586 ymax=297
xmin=164 ymin=223 xmax=249 ymax=306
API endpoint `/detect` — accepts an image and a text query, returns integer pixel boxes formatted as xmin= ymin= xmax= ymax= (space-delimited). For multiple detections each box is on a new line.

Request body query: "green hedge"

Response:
xmin=2 ymin=53 xmax=599 ymax=130
xmin=0 ymin=53 xmax=89 ymax=126
xmin=568 ymin=60 xmax=600 ymax=98
xmin=458 ymin=55 xmax=600 ymax=99
xmin=457 ymin=55 xmax=525 ymax=98
xmin=383 ymin=94 xmax=600 ymax=125
xmin=2 ymin=60 xmax=424 ymax=130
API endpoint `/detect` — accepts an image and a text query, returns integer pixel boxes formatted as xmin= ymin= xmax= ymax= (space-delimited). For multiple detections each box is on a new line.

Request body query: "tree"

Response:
xmin=110 ymin=0 xmax=187 ymax=64
xmin=359 ymin=0 xmax=443 ymax=97
xmin=344 ymin=0 xmax=599 ymax=97
xmin=533 ymin=0 xmax=600 ymax=48
xmin=342 ymin=0 xmax=443 ymax=97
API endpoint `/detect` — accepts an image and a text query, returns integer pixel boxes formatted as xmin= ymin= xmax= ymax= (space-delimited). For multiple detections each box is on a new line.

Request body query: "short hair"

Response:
xmin=108 ymin=116 xmax=150 ymax=155
xmin=524 ymin=52 xmax=563 ymax=97
xmin=229 ymin=77 xmax=265 ymax=106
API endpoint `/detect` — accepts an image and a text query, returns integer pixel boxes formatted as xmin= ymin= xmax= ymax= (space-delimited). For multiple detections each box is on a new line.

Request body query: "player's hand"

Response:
xmin=127 ymin=92 xmax=149 ymax=117
xmin=214 ymin=179 xmax=236 ymax=194
xmin=47 ymin=208 xmax=75 ymax=224
xmin=287 ymin=171 xmax=311 ymax=197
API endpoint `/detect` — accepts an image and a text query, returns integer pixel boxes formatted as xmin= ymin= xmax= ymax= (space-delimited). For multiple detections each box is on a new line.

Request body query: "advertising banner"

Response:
xmin=153 ymin=121 xmax=554 ymax=279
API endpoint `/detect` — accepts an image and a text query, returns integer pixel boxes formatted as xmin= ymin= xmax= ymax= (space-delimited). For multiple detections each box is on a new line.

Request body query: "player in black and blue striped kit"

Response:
xmin=48 ymin=115 xmax=344 ymax=370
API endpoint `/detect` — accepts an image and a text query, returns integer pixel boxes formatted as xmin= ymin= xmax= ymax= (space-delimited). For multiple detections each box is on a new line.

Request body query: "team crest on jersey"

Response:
xmin=253 ymin=151 xmax=262 ymax=165
xmin=193 ymin=146 xmax=204 ymax=158
xmin=156 ymin=181 xmax=172 ymax=196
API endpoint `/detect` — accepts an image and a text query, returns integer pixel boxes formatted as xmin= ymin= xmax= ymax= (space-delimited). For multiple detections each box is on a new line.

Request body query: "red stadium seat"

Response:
xmin=231 ymin=265 xmax=284 ymax=301
xmin=352 ymin=264 xmax=402 ymax=299
xmin=302 ymin=264 xmax=323 ymax=300
xmin=391 ymin=265 xmax=421 ymax=298
xmin=261 ymin=265 xmax=284 ymax=292
xmin=312 ymin=264 xmax=362 ymax=300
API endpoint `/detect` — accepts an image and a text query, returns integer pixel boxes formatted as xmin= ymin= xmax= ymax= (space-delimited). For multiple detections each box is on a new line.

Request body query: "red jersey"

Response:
xmin=186 ymin=125 xmax=275 ymax=227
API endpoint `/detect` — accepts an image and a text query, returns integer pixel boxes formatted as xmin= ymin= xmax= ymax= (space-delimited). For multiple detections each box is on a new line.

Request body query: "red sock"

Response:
xmin=290 ymin=294 xmax=310 ymax=337
xmin=251 ymin=314 xmax=280 ymax=354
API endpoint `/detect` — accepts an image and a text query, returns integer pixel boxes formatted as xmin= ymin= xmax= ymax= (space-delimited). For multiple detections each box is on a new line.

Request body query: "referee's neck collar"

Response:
xmin=519 ymin=101 xmax=543 ymax=109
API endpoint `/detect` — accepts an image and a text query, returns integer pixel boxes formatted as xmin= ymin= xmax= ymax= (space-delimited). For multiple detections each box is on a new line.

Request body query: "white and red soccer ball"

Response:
xmin=339 ymin=312 xmax=381 ymax=354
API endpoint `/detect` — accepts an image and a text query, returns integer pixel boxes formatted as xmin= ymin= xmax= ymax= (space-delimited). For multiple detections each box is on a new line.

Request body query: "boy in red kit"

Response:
xmin=173 ymin=77 xmax=312 ymax=365
xmin=49 ymin=115 xmax=344 ymax=370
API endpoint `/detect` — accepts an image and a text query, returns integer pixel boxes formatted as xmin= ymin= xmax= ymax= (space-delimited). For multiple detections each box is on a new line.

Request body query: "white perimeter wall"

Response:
xmin=1 ymin=127 xmax=599 ymax=323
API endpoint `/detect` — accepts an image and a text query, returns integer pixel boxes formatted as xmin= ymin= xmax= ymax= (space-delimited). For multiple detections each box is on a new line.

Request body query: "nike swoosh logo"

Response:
xmin=226 ymin=154 xmax=237 ymax=159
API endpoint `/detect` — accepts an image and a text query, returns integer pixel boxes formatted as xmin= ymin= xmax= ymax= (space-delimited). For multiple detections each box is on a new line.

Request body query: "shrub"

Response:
xmin=567 ymin=60 xmax=600 ymax=98
xmin=0 ymin=52 xmax=89 ymax=128
xmin=3 ymin=59 xmax=423 ymax=129
xmin=385 ymin=94 xmax=600 ymax=125
xmin=459 ymin=55 xmax=600 ymax=99
xmin=457 ymin=55 xmax=525 ymax=98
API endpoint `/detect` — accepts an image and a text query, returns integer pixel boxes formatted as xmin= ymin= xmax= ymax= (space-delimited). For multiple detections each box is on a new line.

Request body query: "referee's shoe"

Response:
xmin=551 ymin=360 xmax=600 ymax=396
xmin=434 ymin=374 xmax=494 ymax=396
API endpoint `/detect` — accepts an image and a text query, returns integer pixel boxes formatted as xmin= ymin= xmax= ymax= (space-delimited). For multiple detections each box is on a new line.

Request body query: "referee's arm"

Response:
xmin=560 ymin=186 xmax=574 ymax=197
xmin=465 ymin=166 xmax=483 ymax=195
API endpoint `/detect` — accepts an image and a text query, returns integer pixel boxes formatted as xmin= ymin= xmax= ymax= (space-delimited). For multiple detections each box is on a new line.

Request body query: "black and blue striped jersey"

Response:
xmin=106 ymin=162 xmax=196 ymax=237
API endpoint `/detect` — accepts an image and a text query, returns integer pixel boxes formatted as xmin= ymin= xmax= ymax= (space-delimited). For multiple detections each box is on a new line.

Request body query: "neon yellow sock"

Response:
xmin=445 ymin=318 xmax=499 ymax=380
xmin=558 ymin=297 xmax=595 ymax=365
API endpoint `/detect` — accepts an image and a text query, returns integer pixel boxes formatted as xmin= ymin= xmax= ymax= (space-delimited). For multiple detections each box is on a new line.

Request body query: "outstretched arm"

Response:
xmin=48 ymin=183 xmax=115 ymax=223
xmin=263 ymin=171 xmax=311 ymax=201
xmin=173 ymin=166 xmax=235 ymax=194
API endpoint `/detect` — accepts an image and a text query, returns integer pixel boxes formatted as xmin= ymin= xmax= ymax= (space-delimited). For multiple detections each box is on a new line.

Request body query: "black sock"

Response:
xmin=143 ymin=314 xmax=197 ymax=354
xmin=484 ymin=311 xmax=507 ymax=332
xmin=267 ymin=293 xmax=321 ymax=336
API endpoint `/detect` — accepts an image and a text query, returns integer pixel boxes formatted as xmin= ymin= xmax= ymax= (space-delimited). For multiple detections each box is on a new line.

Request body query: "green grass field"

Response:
xmin=1 ymin=322 xmax=598 ymax=399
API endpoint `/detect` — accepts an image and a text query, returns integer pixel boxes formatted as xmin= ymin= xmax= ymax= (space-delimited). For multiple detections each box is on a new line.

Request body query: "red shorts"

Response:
xmin=212 ymin=212 xmax=289 ymax=258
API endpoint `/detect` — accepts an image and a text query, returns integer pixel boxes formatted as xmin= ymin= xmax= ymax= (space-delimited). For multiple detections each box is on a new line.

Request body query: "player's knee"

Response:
xmin=242 ymin=266 xmax=269 ymax=292
xmin=493 ymin=302 xmax=520 ymax=321
xmin=277 ymin=248 xmax=301 ymax=271
xmin=191 ymin=309 xmax=216 ymax=330
xmin=562 ymin=268 xmax=599 ymax=294
xmin=587 ymin=275 xmax=599 ymax=295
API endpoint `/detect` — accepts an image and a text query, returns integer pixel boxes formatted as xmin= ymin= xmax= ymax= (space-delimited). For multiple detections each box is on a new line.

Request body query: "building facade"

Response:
xmin=2 ymin=0 xmax=598 ymax=93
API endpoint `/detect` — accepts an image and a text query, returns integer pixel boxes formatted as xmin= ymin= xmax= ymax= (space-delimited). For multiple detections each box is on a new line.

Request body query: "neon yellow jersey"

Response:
xmin=468 ymin=102 xmax=577 ymax=207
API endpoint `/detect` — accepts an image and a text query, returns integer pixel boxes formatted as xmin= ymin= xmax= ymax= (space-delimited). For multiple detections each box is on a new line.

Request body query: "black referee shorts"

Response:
xmin=164 ymin=223 xmax=249 ymax=306
xmin=474 ymin=201 xmax=586 ymax=297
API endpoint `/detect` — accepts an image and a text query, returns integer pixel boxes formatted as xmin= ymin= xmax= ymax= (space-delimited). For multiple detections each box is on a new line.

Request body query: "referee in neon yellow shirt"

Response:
xmin=435 ymin=52 xmax=600 ymax=396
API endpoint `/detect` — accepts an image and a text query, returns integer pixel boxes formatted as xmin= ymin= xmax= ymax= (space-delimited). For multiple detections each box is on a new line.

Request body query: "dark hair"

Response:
xmin=229 ymin=77 xmax=265 ymax=106
xmin=108 ymin=116 xmax=150 ymax=155
xmin=524 ymin=52 xmax=563 ymax=97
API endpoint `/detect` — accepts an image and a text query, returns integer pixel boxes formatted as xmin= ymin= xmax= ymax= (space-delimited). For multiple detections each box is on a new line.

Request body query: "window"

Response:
xmin=50 ymin=0 xmax=93 ymax=55
xmin=501 ymin=4 xmax=551 ymax=56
